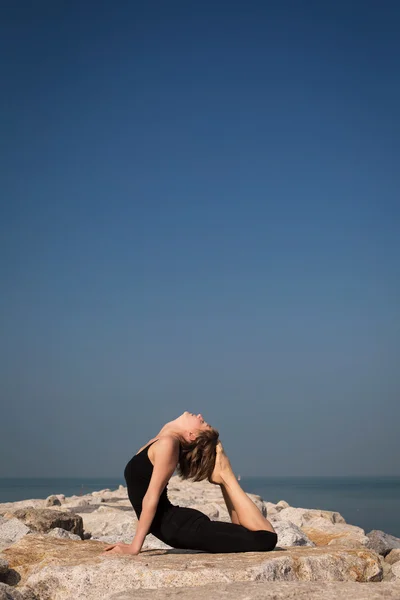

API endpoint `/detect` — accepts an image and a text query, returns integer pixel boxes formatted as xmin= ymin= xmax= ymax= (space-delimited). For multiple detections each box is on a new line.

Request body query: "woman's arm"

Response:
xmin=130 ymin=436 xmax=179 ymax=553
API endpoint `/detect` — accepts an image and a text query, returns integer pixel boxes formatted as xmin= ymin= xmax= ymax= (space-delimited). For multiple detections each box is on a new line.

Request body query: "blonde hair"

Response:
xmin=176 ymin=427 xmax=220 ymax=482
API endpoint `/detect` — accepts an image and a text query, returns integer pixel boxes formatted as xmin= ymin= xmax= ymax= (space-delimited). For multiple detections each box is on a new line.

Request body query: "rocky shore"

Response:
xmin=0 ymin=476 xmax=400 ymax=599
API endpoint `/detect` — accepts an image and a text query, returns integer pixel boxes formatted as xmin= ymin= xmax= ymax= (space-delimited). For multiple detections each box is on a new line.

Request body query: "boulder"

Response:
xmin=11 ymin=509 xmax=83 ymax=538
xmin=76 ymin=506 xmax=135 ymax=540
xmin=44 ymin=496 xmax=61 ymax=507
xmin=189 ymin=503 xmax=226 ymax=520
xmin=367 ymin=530 xmax=400 ymax=557
xmin=46 ymin=528 xmax=81 ymax=541
xmin=0 ymin=520 xmax=31 ymax=548
xmin=278 ymin=507 xmax=346 ymax=527
xmin=391 ymin=562 xmax=400 ymax=581
xmin=302 ymin=518 xmax=369 ymax=547
xmin=272 ymin=520 xmax=315 ymax=547
xmin=0 ymin=534 xmax=384 ymax=600
xmin=0 ymin=582 xmax=37 ymax=600
xmin=264 ymin=501 xmax=281 ymax=518
xmin=275 ymin=500 xmax=290 ymax=511
xmin=385 ymin=549 xmax=400 ymax=565
xmin=0 ymin=558 xmax=9 ymax=578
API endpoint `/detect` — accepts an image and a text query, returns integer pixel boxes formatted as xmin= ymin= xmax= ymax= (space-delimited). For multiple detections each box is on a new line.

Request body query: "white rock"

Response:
xmin=278 ymin=507 xmax=346 ymax=527
xmin=0 ymin=519 xmax=31 ymax=545
xmin=272 ymin=520 xmax=316 ymax=547
xmin=46 ymin=528 xmax=81 ymax=541
xmin=391 ymin=562 xmax=400 ymax=581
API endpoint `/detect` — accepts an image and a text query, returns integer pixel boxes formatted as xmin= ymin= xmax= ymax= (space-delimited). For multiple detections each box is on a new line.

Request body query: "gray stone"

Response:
xmin=46 ymin=528 xmax=81 ymax=541
xmin=0 ymin=583 xmax=37 ymax=600
xmin=0 ymin=558 xmax=9 ymax=578
xmin=367 ymin=530 xmax=400 ymax=557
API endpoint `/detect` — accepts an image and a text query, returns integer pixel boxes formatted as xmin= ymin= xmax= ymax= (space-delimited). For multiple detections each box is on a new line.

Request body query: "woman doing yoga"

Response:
xmin=103 ymin=412 xmax=278 ymax=555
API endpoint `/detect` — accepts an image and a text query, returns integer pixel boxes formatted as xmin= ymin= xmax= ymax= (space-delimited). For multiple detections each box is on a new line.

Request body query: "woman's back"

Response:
xmin=124 ymin=439 xmax=174 ymax=530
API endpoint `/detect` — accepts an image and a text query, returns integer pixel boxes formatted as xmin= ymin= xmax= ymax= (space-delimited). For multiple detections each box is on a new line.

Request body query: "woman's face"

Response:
xmin=181 ymin=411 xmax=211 ymax=432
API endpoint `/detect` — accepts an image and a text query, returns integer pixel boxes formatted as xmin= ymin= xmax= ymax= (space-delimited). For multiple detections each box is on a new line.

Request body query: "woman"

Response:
xmin=103 ymin=411 xmax=278 ymax=555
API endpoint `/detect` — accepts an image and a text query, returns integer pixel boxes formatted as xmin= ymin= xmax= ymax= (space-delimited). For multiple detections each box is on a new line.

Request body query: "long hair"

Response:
xmin=176 ymin=427 xmax=220 ymax=482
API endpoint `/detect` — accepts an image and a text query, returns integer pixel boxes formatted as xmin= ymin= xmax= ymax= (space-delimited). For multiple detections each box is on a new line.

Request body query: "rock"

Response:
xmin=246 ymin=494 xmax=267 ymax=517
xmin=46 ymin=528 xmax=81 ymax=541
xmin=44 ymin=496 xmax=61 ymax=507
xmin=302 ymin=518 xmax=369 ymax=547
xmin=391 ymin=562 xmax=400 ymax=581
xmin=275 ymin=500 xmax=290 ymax=511
xmin=11 ymin=509 xmax=83 ymax=538
xmin=272 ymin=520 xmax=315 ymax=547
xmin=0 ymin=502 xmax=42 ymax=519
xmin=0 ymin=534 xmax=384 ymax=599
xmin=264 ymin=501 xmax=281 ymax=518
xmin=0 ymin=558 xmax=9 ymax=578
xmin=386 ymin=549 xmax=400 ymax=565
xmin=190 ymin=503 xmax=221 ymax=519
xmin=77 ymin=505 xmax=135 ymax=540
xmin=0 ymin=582 xmax=37 ymax=600
xmin=91 ymin=489 xmax=112 ymax=497
xmin=278 ymin=506 xmax=346 ymax=527
xmin=0 ymin=559 xmax=8 ymax=577
xmin=107 ymin=580 xmax=400 ymax=600
xmin=0 ymin=520 xmax=30 ymax=547
xmin=367 ymin=530 xmax=400 ymax=557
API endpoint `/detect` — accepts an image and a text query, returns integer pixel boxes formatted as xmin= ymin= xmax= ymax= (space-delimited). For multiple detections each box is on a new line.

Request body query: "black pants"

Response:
xmin=151 ymin=506 xmax=278 ymax=554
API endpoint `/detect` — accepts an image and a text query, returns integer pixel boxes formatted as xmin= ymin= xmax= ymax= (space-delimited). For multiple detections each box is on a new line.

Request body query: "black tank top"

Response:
xmin=124 ymin=439 xmax=174 ymax=527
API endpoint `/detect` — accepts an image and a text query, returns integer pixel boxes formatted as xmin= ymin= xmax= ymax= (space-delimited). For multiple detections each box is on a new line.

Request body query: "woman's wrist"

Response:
xmin=129 ymin=539 xmax=142 ymax=553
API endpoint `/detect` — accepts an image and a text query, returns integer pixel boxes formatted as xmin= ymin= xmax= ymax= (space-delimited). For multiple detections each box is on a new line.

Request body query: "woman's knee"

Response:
xmin=257 ymin=530 xmax=278 ymax=551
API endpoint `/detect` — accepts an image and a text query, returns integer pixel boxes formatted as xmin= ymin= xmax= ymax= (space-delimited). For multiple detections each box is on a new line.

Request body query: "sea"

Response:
xmin=0 ymin=475 xmax=399 ymax=538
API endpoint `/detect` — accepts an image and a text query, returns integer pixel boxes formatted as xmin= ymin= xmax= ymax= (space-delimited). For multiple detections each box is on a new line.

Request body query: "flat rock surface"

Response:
xmin=0 ymin=534 xmax=385 ymax=600
xmin=109 ymin=580 xmax=400 ymax=600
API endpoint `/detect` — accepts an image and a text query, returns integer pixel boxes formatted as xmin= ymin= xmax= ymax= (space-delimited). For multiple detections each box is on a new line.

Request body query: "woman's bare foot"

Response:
xmin=208 ymin=442 xmax=233 ymax=485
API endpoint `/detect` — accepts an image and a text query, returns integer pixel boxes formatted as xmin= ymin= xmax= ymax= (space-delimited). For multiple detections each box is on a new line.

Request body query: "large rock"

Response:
xmin=278 ymin=506 xmax=346 ymax=527
xmin=272 ymin=520 xmax=315 ymax=547
xmin=10 ymin=509 xmax=83 ymax=538
xmin=391 ymin=562 xmax=400 ymax=581
xmin=76 ymin=505 xmax=135 ymax=540
xmin=367 ymin=530 xmax=400 ymax=557
xmin=385 ymin=549 xmax=400 ymax=565
xmin=0 ymin=520 xmax=31 ymax=550
xmin=0 ymin=500 xmax=45 ymax=518
xmin=302 ymin=517 xmax=369 ymax=547
xmin=0 ymin=534 xmax=384 ymax=599
xmin=109 ymin=580 xmax=400 ymax=600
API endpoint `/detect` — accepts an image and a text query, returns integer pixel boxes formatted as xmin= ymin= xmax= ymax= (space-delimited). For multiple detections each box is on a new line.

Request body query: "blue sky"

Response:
xmin=1 ymin=0 xmax=399 ymax=477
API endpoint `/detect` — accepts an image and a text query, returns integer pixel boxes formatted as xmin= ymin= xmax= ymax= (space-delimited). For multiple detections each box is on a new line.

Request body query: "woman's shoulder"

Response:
xmin=154 ymin=435 xmax=180 ymax=450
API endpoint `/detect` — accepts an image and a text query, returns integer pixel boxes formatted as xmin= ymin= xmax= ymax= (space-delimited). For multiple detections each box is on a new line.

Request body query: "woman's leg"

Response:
xmin=219 ymin=484 xmax=240 ymax=525
xmin=211 ymin=443 xmax=276 ymax=534
xmin=160 ymin=506 xmax=278 ymax=554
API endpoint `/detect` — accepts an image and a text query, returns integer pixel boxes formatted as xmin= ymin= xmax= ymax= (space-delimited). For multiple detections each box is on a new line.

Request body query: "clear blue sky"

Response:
xmin=1 ymin=0 xmax=399 ymax=477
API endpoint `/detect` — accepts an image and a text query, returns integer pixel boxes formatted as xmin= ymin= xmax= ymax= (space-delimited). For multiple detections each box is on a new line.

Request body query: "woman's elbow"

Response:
xmin=143 ymin=493 xmax=160 ymax=509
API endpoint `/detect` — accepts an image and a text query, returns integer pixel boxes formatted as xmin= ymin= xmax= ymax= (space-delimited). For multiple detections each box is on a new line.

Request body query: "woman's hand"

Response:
xmin=101 ymin=542 xmax=140 ymax=555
